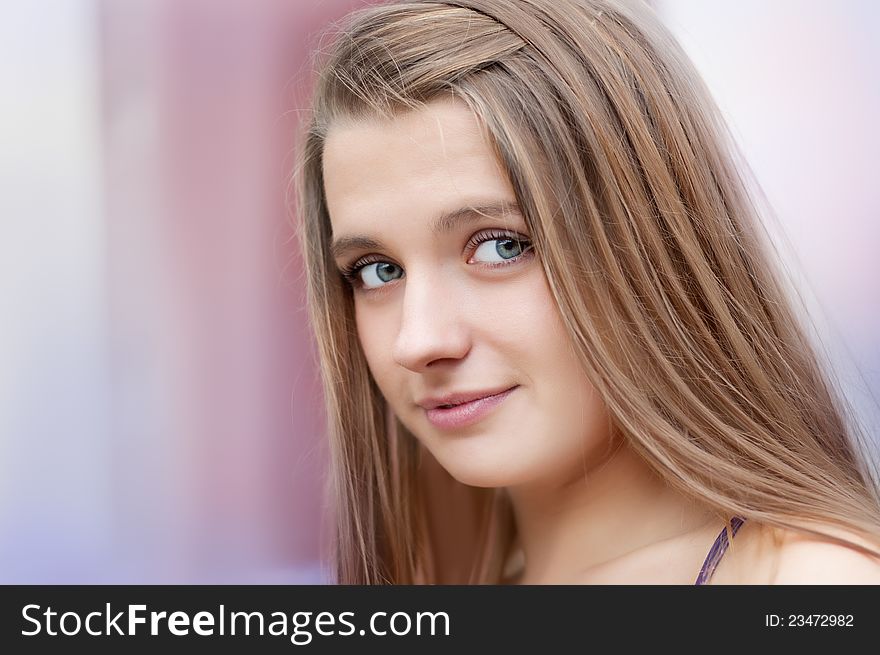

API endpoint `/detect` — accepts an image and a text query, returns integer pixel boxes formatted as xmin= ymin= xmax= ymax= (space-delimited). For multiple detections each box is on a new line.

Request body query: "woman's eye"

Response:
xmin=358 ymin=261 xmax=403 ymax=289
xmin=346 ymin=235 xmax=531 ymax=291
xmin=471 ymin=238 xmax=528 ymax=263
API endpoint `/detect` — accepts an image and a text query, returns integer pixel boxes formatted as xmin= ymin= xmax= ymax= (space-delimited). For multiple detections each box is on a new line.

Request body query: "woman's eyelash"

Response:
xmin=339 ymin=229 xmax=533 ymax=286
xmin=339 ymin=254 xmax=383 ymax=284
xmin=466 ymin=230 xmax=533 ymax=261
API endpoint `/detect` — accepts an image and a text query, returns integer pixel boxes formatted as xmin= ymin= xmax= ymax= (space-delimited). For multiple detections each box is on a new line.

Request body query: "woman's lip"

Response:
xmin=424 ymin=386 xmax=518 ymax=430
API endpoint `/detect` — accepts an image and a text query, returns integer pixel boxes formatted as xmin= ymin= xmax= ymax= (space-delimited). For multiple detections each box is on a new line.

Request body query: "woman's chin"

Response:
xmin=430 ymin=447 xmax=549 ymax=489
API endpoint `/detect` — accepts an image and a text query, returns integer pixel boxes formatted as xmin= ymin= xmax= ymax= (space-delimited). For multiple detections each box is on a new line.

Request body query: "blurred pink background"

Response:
xmin=1 ymin=0 xmax=878 ymax=583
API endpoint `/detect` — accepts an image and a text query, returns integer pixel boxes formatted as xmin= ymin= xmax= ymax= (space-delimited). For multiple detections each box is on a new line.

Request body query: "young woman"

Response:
xmin=294 ymin=0 xmax=880 ymax=584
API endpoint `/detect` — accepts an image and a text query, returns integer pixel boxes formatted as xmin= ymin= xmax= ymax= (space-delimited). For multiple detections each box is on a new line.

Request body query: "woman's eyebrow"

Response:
xmin=330 ymin=201 xmax=521 ymax=261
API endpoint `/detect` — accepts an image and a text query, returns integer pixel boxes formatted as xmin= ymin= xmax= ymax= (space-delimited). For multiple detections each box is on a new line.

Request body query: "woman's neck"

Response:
xmin=506 ymin=439 xmax=717 ymax=584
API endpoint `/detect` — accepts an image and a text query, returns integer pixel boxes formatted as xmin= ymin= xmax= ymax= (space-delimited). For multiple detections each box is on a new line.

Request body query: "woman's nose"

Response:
xmin=391 ymin=271 xmax=471 ymax=372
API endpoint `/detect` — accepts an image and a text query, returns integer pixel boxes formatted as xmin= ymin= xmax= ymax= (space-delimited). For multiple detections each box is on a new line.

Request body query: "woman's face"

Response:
xmin=322 ymin=97 xmax=611 ymax=489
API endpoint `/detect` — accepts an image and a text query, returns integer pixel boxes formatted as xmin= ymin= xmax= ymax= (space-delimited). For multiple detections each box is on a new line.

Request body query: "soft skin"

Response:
xmin=323 ymin=97 xmax=610 ymax=491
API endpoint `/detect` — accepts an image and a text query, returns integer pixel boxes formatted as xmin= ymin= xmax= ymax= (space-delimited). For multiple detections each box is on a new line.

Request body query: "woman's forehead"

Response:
xmin=322 ymin=98 xmax=516 ymax=239
xmin=322 ymin=98 xmax=500 ymax=194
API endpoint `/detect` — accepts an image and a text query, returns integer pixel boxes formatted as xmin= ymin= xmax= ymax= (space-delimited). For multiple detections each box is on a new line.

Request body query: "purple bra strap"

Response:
xmin=694 ymin=516 xmax=746 ymax=585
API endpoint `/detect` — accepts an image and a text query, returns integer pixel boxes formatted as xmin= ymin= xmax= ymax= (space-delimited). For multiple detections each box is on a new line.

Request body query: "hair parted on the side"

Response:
xmin=293 ymin=0 xmax=880 ymax=584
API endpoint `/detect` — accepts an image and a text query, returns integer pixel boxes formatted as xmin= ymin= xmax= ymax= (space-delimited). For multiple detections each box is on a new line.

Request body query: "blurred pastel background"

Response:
xmin=1 ymin=0 xmax=877 ymax=583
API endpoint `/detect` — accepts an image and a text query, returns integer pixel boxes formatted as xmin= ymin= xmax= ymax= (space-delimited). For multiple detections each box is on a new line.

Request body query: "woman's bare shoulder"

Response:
xmin=711 ymin=521 xmax=880 ymax=585
xmin=711 ymin=520 xmax=880 ymax=584
xmin=768 ymin=523 xmax=880 ymax=585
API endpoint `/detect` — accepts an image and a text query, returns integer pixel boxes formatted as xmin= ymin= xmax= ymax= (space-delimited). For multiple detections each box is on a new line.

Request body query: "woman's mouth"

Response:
xmin=423 ymin=386 xmax=518 ymax=430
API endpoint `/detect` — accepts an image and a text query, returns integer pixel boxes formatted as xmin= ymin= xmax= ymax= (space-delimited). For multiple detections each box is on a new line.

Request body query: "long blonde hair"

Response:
xmin=294 ymin=0 xmax=880 ymax=583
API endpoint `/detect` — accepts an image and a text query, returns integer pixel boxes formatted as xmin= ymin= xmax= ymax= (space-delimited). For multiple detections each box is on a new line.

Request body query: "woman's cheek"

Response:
xmin=355 ymin=304 xmax=399 ymax=390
